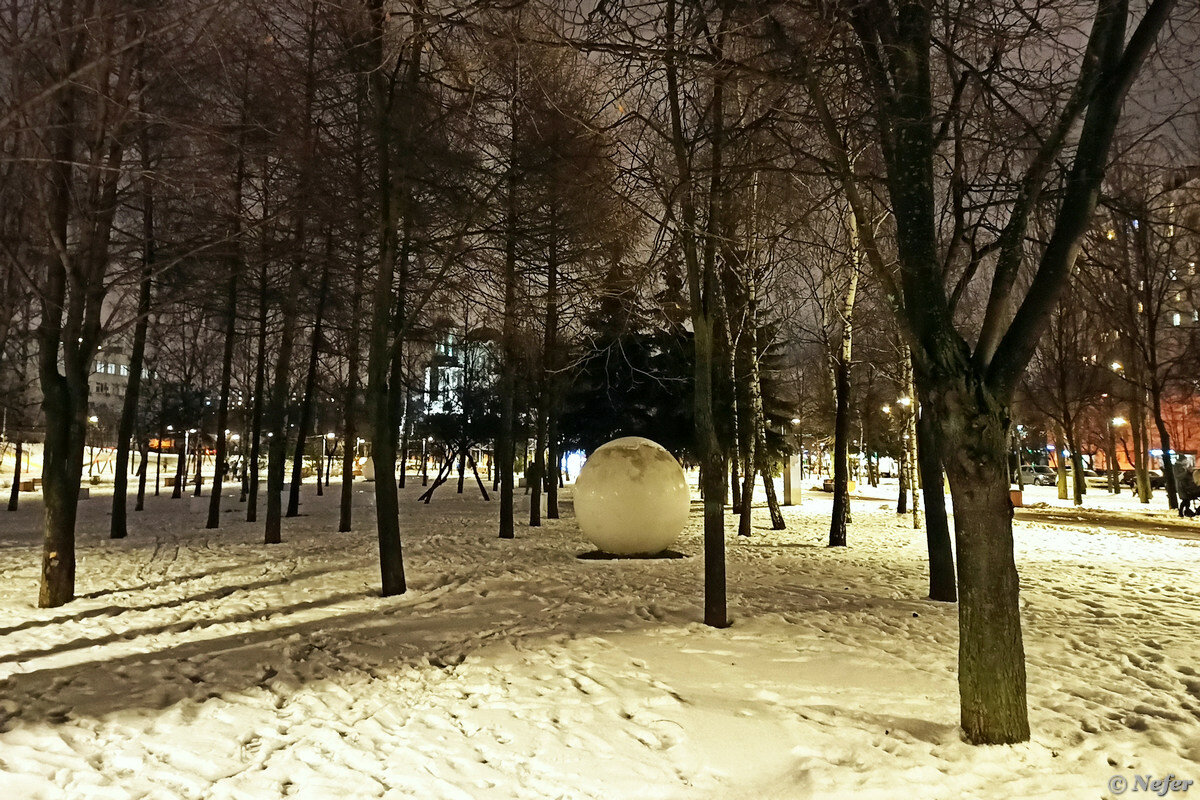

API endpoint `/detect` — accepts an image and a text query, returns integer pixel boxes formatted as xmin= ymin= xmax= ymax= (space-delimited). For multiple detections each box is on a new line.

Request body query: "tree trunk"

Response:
xmin=398 ymin=389 xmax=410 ymax=489
xmin=135 ymin=439 xmax=148 ymax=511
xmin=544 ymin=231 xmax=561 ymax=520
xmin=1055 ymin=424 xmax=1069 ymax=500
xmin=340 ymin=77 xmax=369 ymax=534
xmin=931 ymin=373 xmax=1029 ymax=745
xmin=39 ymin=383 xmax=85 ymax=608
xmin=1130 ymin=386 xmax=1151 ymax=503
xmin=172 ymin=431 xmax=186 ymax=499
xmin=729 ymin=455 xmax=741 ymax=513
xmin=339 ymin=274 xmax=363 ymax=533
xmin=360 ymin=0 xmax=423 ymax=595
xmin=497 ymin=61 xmax=519 ymax=541
xmin=829 ymin=351 xmax=852 ymax=547
xmin=529 ymin=405 xmax=545 ymax=526
xmin=743 ymin=252 xmax=783 ymax=529
xmin=761 ymin=468 xmax=785 ymax=529
xmin=1149 ymin=386 xmax=1179 ymax=510
xmin=469 ymin=452 xmax=491 ymax=501
xmin=266 ymin=0 xmax=320 ymax=543
xmin=111 ymin=147 xmax=156 ymax=539
xmin=8 ymin=441 xmax=21 ymax=511
xmin=696 ymin=325 xmax=728 ymax=628
xmin=286 ymin=253 xmax=330 ymax=517
xmin=737 ymin=399 xmax=755 ymax=537
xmin=205 ymin=262 xmax=239 ymax=528
xmin=903 ymin=355 xmax=921 ymax=529
xmin=264 ymin=264 xmax=301 ymax=543
xmin=315 ymin=434 xmax=324 ymax=496
xmin=829 ymin=213 xmax=859 ymax=545
xmin=546 ymin=413 xmax=560 ymax=519
xmin=665 ymin=0 xmax=727 ymax=628
xmin=37 ymin=1 xmax=126 ymax=607
xmin=1064 ymin=416 xmax=1085 ymax=506
xmin=916 ymin=402 xmax=956 ymax=602
xmin=531 ymin=226 xmax=560 ymax=528
xmin=246 ymin=259 xmax=268 ymax=522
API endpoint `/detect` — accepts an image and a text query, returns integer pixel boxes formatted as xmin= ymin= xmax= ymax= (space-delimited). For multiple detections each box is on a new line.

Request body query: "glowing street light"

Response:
xmin=1112 ymin=417 xmax=1127 ymax=426
xmin=1111 ymin=361 xmax=1124 ymax=372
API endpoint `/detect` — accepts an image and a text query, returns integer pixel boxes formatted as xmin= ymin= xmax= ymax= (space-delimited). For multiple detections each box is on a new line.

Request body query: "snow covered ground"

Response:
xmin=0 ymin=476 xmax=1197 ymax=799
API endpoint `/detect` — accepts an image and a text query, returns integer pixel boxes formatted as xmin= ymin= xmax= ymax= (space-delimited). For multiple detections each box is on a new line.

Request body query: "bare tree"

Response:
xmin=773 ymin=0 xmax=1182 ymax=743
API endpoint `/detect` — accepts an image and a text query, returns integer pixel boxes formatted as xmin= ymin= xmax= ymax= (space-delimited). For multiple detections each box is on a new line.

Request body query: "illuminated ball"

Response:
xmin=573 ymin=437 xmax=690 ymax=555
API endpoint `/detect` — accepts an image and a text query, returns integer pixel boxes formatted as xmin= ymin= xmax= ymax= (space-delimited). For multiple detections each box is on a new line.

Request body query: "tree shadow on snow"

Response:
xmin=0 ymin=581 xmax=679 ymax=730
xmin=0 ymin=564 xmax=342 ymax=638
xmin=0 ymin=585 xmax=372 ymax=666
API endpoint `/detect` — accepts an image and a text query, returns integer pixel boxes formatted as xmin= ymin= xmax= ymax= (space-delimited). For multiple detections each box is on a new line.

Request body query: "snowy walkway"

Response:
xmin=0 ymin=481 xmax=1197 ymax=799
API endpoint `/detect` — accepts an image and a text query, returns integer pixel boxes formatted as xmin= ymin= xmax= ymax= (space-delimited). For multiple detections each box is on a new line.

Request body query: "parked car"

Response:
xmin=1068 ymin=468 xmax=1108 ymax=487
xmin=1014 ymin=465 xmax=1056 ymax=486
xmin=1121 ymin=469 xmax=1167 ymax=489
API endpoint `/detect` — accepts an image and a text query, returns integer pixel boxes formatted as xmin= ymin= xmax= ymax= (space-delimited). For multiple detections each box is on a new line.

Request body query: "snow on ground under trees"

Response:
xmin=0 ymin=477 xmax=1198 ymax=799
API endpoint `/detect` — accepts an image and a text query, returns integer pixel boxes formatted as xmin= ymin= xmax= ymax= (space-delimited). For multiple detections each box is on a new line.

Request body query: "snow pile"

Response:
xmin=0 ymin=478 xmax=1197 ymax=799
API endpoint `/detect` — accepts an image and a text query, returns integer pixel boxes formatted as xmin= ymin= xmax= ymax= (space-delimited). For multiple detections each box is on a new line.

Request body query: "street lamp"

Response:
xmin=322 ymin=432 xmax=336 ymax=487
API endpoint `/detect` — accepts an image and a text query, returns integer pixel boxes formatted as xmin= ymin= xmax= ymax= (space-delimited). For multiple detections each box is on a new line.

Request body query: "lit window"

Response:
xmin=120 ymin=365 xmax=129 ymax=376
xmin=1173 ymin=312 xmax=1182 ymax=326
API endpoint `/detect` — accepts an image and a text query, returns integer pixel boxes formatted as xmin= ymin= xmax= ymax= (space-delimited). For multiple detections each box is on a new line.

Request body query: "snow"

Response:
xmin=573 ymin=437 xmax=690 ymax=555
xmin=0 ymin=476 xmax=1198 ymax=799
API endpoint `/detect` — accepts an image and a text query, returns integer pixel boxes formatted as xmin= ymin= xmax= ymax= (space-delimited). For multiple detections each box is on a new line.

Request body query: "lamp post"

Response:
xmin=1013 ymin=424 xmax=1026 ymax=490
xmin=1110 ymin=416 xmax=1128 ymax=494
xmin=881 ymin=404 xmax=892 ymax=480
xmin=190 ymin=428 xmax=200 ymax=497
xmin=317 ymin=432 xmax=333 ymax=496
xmin=427 ymin=434 xmax=436 ymax=484
xmin=896 ymin=396 xmax=919 ymax=525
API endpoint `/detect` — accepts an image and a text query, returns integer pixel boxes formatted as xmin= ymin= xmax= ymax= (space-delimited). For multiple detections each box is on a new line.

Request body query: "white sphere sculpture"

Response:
xmin=573 ymin=437 xmax=690 ymax=555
